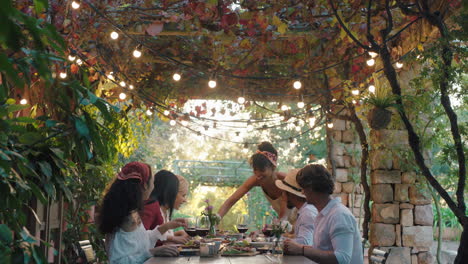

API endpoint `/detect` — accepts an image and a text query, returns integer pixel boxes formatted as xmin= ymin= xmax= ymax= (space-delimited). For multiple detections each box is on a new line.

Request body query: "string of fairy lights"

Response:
xmin=18 ymin=0 xmax=420 ymax=147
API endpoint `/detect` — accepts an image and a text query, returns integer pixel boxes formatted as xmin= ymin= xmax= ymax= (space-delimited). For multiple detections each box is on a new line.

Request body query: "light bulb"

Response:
xmin=208 ymin=80 xmax=217 ymax=88
xmin=20 ymin=99 xmax=28 ymax=105
xmin=368 ymin=51 xmax=378 ymax=58
xmin=169 ymin=120 xmax=176 ymax=126
xmin=368 ymin=85 xmax=376 ymax=93
xmin=396 ymin=62 xmax=403 ymax=68
xmin=129 ymin=85 xmax=134 ymax=90
xmin=110 ymin=31 xmax=119 ymax=40
xmin=76 ymin=59 xmax=83 ymax=65
xmin=133 ymin=49 xmax=142 ymax=58
xmin=107 ymin=73 xmax=114 ymax=80
xmin=351 ymin=89 xmax=360 ymax=95
xmin=293 ymin=80 xmax=302 ymax=89
xmin=281 ymin=105 xmax=288 ymax=111
xmin=146 ymin=110 xmax=153 ymax=116
xmin=309 ymin=117 xmax=316 ymax=126
xmin=237 ymin=96 xmax=245 ymax=104
xmin=119 ymin=93 xmax=127 ymax=100
xmin=297 ymin=101 xmax=305 ymax=108
xmin=119 ymin=81 xmax=126 ymax=87
xmin=59 ymin=72 xmax=67 ymax=79
xmin=181 ymin=120 xmax=188 ymax=126
xmin=366 ymin=58 xmax=375 ymax=66
xmin=242 ymin=148 xmax=249 ymax=154
xmin=163 ymin=110 xmax=170 ymax=116
xmin=173 ymin=73 xmax=181 ymax=81
xmin=68 ymin=55 xmax=76 ymax=61
xmin=352 ymin=99 xmax=357 ymax=104
xmin=71 ymin=1 xmax=80 ymax=9
xmin=327 ymin=122 xmax=334 ymax=128
xmin=295 ymin=126 xmax=301 ymax=132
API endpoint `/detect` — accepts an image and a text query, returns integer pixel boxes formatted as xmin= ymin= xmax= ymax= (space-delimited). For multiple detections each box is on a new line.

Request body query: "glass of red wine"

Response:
xmin=184 ymin=217 xmax=197 ymax=238
xmin=262 ymin=215 xmax=274 ymax=241
xmin=196 ymin=216 xmax=210 ymax=238
xmin=236 ymin=214 xmax=249 ymax=236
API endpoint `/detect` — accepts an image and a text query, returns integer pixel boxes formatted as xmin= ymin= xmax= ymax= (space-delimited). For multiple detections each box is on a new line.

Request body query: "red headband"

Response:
xmin=117 ymin=162 xmax=151 ymax=185
xmin=256 ymin=150 xmax=278 ymax=167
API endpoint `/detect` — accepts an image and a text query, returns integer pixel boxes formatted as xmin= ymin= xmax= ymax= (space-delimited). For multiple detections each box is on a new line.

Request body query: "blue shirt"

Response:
xmin=293 ymin=202 xmax=318 ymax=245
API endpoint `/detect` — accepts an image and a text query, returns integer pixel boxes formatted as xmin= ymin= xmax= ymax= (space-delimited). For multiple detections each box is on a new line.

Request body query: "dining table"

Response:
xmin=144 ymin=255 xmax=318 ymax=264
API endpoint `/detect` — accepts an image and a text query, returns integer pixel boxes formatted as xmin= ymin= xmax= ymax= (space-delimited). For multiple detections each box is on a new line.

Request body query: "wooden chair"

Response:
xmin=370 ymin=248 xmax=388 ymax=264
xmin=75 ymin=240 xmax=96 ymax=264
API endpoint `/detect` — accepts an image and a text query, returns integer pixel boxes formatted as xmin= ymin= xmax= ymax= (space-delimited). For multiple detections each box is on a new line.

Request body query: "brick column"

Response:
xmin=369 ymin=129 xmax=434 ymax=264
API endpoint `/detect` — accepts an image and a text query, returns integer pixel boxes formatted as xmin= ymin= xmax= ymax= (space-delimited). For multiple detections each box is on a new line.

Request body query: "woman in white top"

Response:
xmin=284 ymin=164 xmax=363 ymax=264
xmin=97 ymin=162 xmax=186 ymax=264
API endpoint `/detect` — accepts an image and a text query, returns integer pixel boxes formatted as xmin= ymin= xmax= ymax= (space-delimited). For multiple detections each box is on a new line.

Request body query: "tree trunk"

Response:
xmin=455 ymin=223 xmax=468 ymax=264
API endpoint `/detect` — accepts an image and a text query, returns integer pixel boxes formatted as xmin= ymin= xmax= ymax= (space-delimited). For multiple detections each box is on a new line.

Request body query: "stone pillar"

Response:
xmin=327 ymin=107 xmax=364 ymax=228
xmin=369 ymin=129 xmax=434 ymax=264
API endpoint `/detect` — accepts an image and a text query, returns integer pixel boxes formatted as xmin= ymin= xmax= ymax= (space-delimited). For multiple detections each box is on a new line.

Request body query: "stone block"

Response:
xmin=400 ymin=203 xmax=414 ymax=209
xmin=373 ymin=204 xmax=400 ymax=224
xmin=346 ymin=120 xmax=353 ymax=130
xmin=370 ymin=223 xmax=396 ymax=246
xmin=411 ymin=254 xmax=418 ymax=264
xmin=386 ymin=247 xmax=411 ymax=264
xmin=414 ymin=205 xmax=433 ymax=226
xmin=395 ymin=184 xmax=410 ymax=202
xmin=371 ymin=149 xmax=393 ymax=170
xmin=352 ymin=194 xmax=363 ymax=206
xmin=392 ymin=155 xmax=401 ymax=170
xmin=354 ymin=184 xmax=363 ymax=194
xmin=401 ymin=209 xmax=413 ymax=226
xmin=418 ymin=252 xmax=433 ymax=264
xmin=336 ymin=169 xmax=348 ymax=182
xmin=342 ymin=182 xmax=355 ymax=193
xmin=334 ymin=155 xmax=345 ymax=168
xmin=333 ymin=182 xmax=342 ymax=193
xmin=371 ymin=184 xmax=393 ymax=203
xmin=370 ymin=129 xmax=409 ymax=147
xmin=402 ymin=226 xmax=433 ymax=247
xmin=332 ymin=130 xmax=342 ymax=141
xmin=402 ymin=172 xmax=416 ymax=184
xmin=340 ymin=193 xmax=348 ymax=206
xmin=342 ymin=130 xmax=354 ymax=143
xmin=396 ymin=224 xmax=402 ymax=247
xmin=333 ymin=119 xmax=346 ymax=131
xmin=371 ymin=170 xmax=401 ymax=184
xmin=332 ymin=143 xmax=344 ymax=156
xmin=409 ymin=186 xmax=431 ymax=205
xmin=343 ymin=155 xmax=352 ymax=168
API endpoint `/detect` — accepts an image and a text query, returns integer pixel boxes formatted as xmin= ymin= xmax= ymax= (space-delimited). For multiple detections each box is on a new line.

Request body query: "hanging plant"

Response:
xmin=365 ymin=94 xmax=399 ymax=130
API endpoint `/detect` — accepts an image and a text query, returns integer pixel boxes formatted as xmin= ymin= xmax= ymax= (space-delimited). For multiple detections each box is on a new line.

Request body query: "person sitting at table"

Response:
xmin=97 ymin=162 xmax=186 ymax=263
xmin=218 ymin=142 xmax=293 ymax=225
xmin=141 ymin=170 xmax=190 ymax=245
xmin=283 ymin=164 xmax=363 ymax=264
xmin=275 ymin=169 xmax=317 ymax=246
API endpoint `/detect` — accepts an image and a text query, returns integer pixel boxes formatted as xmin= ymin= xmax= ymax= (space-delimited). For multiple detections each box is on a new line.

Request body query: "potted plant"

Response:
xmin=364 ymin=81 xmax=399 ymax=130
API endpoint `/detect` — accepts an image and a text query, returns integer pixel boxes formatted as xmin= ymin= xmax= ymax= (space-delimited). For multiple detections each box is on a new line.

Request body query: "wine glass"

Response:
xmin=236 ymin=214 xmax=249 ymax=234
xmin=184 ymin=217 xmax=197 ymax=238
xmin=262 ymin=215 xmax=274 ymax=241
xmin=197 ymin=216 xmax=210 ymax=238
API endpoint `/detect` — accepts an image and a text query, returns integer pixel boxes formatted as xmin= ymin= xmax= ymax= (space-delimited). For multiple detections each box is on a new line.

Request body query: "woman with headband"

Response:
xmin=97 ymin=162 xmax=187 ymax=263
xmin=218 ymin=142 xmax=291 ymax=222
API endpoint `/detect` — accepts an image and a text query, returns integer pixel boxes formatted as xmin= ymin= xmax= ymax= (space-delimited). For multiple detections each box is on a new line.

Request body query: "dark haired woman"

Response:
xmin=97 ymin=162 xmax=186 ymax=263
xmin=141 ymin=170 xmax=190 ymax=244
xmin=218 ymin=142 xmax=291 ymax=221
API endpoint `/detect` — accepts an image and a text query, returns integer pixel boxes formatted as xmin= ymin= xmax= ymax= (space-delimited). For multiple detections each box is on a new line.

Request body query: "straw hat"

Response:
xmin=275 ymin=169 xmax=305 ymax=198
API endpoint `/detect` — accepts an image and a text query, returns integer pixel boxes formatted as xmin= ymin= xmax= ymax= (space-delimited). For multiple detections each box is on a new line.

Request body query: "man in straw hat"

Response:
xmin=275 ymin=169 xmax=318 ymax=246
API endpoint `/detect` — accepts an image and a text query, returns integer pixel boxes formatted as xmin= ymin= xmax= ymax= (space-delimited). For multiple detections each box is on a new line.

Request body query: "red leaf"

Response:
xmin=70 ymin=64 xmax=79 ymax=74
xmin=146 ymin=22 xmax=164 ymax=36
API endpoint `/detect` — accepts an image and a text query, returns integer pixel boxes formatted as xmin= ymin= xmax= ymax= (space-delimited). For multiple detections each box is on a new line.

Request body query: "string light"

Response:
xmin=71 ymin=1 xmax=80 ymax=9
xmin=181 ymin=120 xmax=188 ymax=126
xmin=107 ymin=72 xmax=115 ymax=80
xmin=163 ymin=110 xmax=170 ymax=116
xmin=327 ymin=122 xmax=334 ymax=128
xmin=309 ymin=117 xmax=316 ymax=126
xmin=20 ymin=99 xmax=28 ymax=105
xmin=119 ymin=93 xmax=127 ymax=100
xmin=368 ymin=85 xmax=376 ymax=93
xmin=119 ymin=81 xmax=126 ymax=87
xmin=351 ymin=89 xmax=360 ymax=95
xmin=110 ymin=31 xmax=119 ymax=40
xmin=129 ymin=85 xmax=134 ymax=90
xmin=173 ymin=73 xmax=181 ymax=81
xmin=208 ymin=80 xmax=217 ymax=88
xmin=396 ymin=62 xmax=404 ymax=68
xmin=352 ymin=99 xmax=357 ymax=104
xmin=133 ymin=49 xmax=142 ymax=58
xmin=293 ymin=80 xmax=302 ymax=89
xmin=289 ymin=137 xmax=296 ymax=147
xmin=295 ymin=126 xmax=301 ymax=132
xmin=281 ymin=105 xmax=288 ymax=111
xmin=169 ymin=120 xmax=176 ymax=126
xmin=237 ymin=96 xmax=245 ymax=104
xmin=297 ymin=101 xmax=305 ymax=108
xmin=146 ymin=109 xmax=153 ymax=116
xmin=366 ymin=58 xmax=375 ymax=66
xmin=59 ymin=72 xmax=67 ymax=79
xmin=368 ymin=51 xmax=378 ymax=58
xmin=68 ymin=55 xmax=76 ymax=61
xmin=76 ymin=59 xmax=83 ymax=65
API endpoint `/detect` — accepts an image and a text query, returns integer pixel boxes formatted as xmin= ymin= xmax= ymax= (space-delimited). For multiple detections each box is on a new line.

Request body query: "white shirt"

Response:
xmin=160 ymin=207 xmax=174 ymax=237
xmin=293 ymin=203 xmax=318 ymax=245
xmin=108 ymin=223 xmax=167 ymax=264
xmin=313 ymin=198 xmax=363 ymax=264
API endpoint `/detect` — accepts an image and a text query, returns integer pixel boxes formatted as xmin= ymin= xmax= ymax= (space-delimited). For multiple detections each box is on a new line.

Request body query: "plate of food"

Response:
xmin=180 ymin=240 xmax=200 ymax=249
xmin=221 ymin=246 xmax=258 ymax=256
